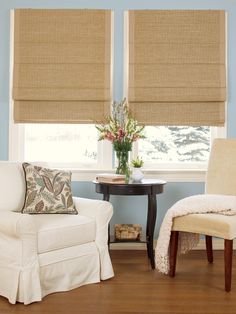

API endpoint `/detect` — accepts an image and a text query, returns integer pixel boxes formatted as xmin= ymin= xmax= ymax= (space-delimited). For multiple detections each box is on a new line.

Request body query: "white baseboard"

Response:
xmin=110 ymin=238 xmax=236 ymax=250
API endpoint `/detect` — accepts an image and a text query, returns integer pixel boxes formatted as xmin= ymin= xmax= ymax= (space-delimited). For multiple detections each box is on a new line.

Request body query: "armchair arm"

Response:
xmin=73 ymin=197 xmax=114 ymax=279
xmin=73 ymin=197 xmax=113 ymax=226
xmin=0 ymin=211 xmax=37 ymax=268
xmin=0 ymin=211 xmax=36 ymax=238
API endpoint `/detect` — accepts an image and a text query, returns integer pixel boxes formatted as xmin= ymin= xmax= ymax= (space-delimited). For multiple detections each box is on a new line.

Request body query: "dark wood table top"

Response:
xmin=93 ymin=179 xmax=166 ymax=196
xmin=93 ymin=178 xmax=166 ymax=186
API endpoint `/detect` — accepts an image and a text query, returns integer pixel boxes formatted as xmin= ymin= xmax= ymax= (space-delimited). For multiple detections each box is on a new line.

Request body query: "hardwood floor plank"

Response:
xmin=0 ymin=250 xmax=235 ymax=313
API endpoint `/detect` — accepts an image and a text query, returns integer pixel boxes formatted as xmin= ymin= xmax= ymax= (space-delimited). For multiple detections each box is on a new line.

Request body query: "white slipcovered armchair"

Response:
xmin=0 ymin=162 xmax=114 ymax=304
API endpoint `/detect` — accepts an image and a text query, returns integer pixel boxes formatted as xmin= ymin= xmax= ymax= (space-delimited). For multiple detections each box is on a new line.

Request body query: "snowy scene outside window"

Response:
xmin=24 ymin=124 xmax=210 ymax=167
xmin=138 ymin=126 xmax=210 ymax=163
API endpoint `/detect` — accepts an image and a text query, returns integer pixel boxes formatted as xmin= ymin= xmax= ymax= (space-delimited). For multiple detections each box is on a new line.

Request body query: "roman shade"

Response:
xmin=13 ymin=9 xmax=112 ymax=123
xmin=128 ymin=10 xmax=226 ymax=126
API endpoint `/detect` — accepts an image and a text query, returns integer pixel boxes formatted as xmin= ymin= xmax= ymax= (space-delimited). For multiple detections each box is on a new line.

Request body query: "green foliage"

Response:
xmin=131 ymin=156 xmax=144 ymax=168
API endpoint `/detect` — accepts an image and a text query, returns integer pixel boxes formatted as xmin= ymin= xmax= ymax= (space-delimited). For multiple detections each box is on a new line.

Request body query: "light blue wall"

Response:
xmin=1 ymin=0 xmax=235 ymax=237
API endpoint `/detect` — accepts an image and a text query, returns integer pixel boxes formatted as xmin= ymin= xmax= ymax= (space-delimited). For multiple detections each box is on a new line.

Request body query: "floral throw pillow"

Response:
xmin=22 ymin=163 xmax=77 ymax=214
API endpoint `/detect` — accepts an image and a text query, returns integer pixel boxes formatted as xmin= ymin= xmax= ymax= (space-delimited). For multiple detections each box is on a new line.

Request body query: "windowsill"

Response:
xmin=70 ymin=168 xmax=206 ymax=182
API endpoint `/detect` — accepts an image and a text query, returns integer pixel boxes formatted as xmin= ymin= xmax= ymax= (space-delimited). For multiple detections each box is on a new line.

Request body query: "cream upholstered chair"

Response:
xmin=0 ymin=161 xmax=114 ymax=304
xmin=170 ymin=138 xmax=236 ymax=292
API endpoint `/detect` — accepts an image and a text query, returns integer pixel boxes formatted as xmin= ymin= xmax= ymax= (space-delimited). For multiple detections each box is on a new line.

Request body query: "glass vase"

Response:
xmin=115 ymin=149 xmax=130 ymax=182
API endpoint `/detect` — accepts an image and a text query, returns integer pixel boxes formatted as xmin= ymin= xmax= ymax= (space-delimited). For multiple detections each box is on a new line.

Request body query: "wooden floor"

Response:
xmin=1 ymin=250 xmax=236 ymax=313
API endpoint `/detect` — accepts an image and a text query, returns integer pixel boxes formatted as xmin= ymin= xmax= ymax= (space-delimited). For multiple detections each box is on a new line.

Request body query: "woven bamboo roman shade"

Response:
xmin=128 ymin=10 xmax=226 ymax=126
xmin=13 ymin=9 xmax=112 ymax=123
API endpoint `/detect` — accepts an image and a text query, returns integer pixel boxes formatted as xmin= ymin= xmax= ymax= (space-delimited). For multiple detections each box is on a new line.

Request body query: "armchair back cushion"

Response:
xmin=0 ymin=162 xmax=25 ymax=212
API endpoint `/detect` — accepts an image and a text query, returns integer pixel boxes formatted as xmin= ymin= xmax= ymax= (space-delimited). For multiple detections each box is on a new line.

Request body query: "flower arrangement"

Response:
xmin=96 ymin=99 xmax=145 ymax=150
xmin=131 ymin=156 xmax=144 ymax=168
xmin=96 ymin=98 xmax=145 ymax=176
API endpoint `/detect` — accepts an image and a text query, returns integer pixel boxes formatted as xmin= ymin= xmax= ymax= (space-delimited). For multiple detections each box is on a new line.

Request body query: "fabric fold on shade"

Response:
xmin=128 ymin=10 xmax=226 ymax=126
xmin=13 ymin=9 xmax=112 ymax=124
xmin=14 ymin=101 xmax=110 ymax=124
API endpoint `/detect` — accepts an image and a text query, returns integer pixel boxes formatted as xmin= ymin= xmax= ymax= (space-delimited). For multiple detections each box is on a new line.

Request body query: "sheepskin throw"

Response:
xmin=155 ymin=194 xmax=236 ymax=274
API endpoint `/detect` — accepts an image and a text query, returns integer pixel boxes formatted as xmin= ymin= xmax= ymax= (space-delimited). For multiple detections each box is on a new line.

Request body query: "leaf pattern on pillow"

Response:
xmin=25 ymin=190 xmax=37 ymax=208
xmin=54 ymin=182 xmax=65 ymax=197
xmin=35 ymin=200 xmax=44 ymax=212
xmin=22 ymin=163 xmax=77 ymax=214
xmin=42 ymin=176 xmax=54 ymax=193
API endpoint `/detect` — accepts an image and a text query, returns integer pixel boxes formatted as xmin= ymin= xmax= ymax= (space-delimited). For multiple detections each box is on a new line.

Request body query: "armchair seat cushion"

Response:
xmin=32 ymin=214 xmax=96 ymax=254
xmin=172 ymin=213 xmax=236 ymax=240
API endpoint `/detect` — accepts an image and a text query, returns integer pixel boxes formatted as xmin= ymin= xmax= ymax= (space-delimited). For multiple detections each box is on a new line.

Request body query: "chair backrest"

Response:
xmin=0 ymin=161 xmax=26 ymax=211
xmin=206 ymin=138 xmax=236 ymax=195
xmin=0 ymin=161 xmax=48 ymax=211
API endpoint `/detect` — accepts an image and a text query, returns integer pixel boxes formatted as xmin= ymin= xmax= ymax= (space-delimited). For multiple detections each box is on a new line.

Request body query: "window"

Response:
xmin=24 ymin=124 xmax=98 ymax=166
xmin=125 ymin=10 xmax=227 ymax=175
xmin=135 ymin=126 xmax=225 ymax=170
xmin=9 ymin=9 xmax=113 ymax=174
xmin=9 ymin=10 xmax=226 ymax=181
xmin=9 ymin=122 xmax=112 ymax=170
xmin=138 ymin=126 xmax=210 ymax=164
xmin=9 ymin=123 xmax=225 ymax=175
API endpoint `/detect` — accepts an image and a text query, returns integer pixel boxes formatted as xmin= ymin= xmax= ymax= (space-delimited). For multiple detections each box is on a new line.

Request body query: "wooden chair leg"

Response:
xmin=224 ymin=239 xmax=233 ymax=292
xmin=205 ymin=235 xmax=213 ymax=263
xmin=169 ymin=231 xmax=179 ymax=277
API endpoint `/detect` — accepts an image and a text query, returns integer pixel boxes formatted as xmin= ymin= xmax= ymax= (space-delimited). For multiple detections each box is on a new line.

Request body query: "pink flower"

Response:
xmin=118 ymin=128 xmax=125 ymax=140
xmin=105 ymin=132 xmax=116 ymax=142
